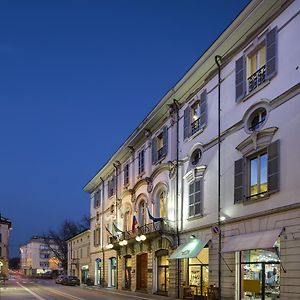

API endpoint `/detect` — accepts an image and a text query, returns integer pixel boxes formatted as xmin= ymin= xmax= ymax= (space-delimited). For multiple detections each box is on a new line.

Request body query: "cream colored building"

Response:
xmin=67 ymin=229 xmax=91 ymax=284
xmin=84 ymin=1 xmax=300 ymax=299
xmin=20 ymin=236 xmax=61 ymax=276
xmin=0 ymin=215 xmax=12 ymax=279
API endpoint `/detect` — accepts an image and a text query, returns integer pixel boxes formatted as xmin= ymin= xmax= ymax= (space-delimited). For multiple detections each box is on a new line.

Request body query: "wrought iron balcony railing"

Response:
xmin=109 ymin=219 xmax=175 ymax=245
xmin=248 ymin=65 xmax=266 ymax=93
xmin=191 ymin=118 xmax=200 ymax=135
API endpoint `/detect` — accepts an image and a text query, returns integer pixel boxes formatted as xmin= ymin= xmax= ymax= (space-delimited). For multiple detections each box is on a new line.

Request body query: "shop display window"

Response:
xmin=188 ymin=247 xmax=209 ymax=297
xmin=240 ymin=242 xmax=280 ymax=300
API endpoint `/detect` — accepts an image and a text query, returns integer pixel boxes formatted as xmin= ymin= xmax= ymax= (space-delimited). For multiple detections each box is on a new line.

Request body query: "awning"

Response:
xmin=221 ymin=228 xmax=282 ymax=253
xmin=169 ymin=237 xmax=210 ymax=260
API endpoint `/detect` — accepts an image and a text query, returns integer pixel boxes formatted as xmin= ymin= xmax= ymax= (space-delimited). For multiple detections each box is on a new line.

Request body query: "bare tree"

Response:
xmin=42 ymin=217 xmax=89 ymax=272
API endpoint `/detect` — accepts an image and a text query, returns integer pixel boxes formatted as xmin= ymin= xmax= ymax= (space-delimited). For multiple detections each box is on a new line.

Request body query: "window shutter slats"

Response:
xmin=162 ymin=125 xmax=168 ymax=157
xmin=268 ymin=140 xmax=280 ymax=194
xmin=152 ymin=137 xmax=157 ymax=165
xmin=235 ymin=55 xmax=246 ymax=102
xmin=184 ymin=106 xmax=191 ymax=140
xmin=200 ymin=90 xmax=207 ymax=128
xmin=234 ymin=158 xmax=245 ymax=203
xmin=266 ymin=27 xmax=277 ymax=80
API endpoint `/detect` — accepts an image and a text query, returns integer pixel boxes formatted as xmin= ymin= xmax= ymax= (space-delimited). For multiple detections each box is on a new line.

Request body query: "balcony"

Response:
xmin=108 ymin=220 xmax=175 ymax=248
xmin=248 ymin=65 xmax=266 ymax=93
xmin=191 ymin=118 xmax=200 ymax=135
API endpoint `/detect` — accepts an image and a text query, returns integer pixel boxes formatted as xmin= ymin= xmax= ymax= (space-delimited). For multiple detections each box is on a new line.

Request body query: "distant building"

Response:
xmin=0 ymin=215 xmax=12 ymax=279
xmin=67 ymin=229 xmax=91 ymax=284
xmin=20 ymin=236 xmax=61 ymax=276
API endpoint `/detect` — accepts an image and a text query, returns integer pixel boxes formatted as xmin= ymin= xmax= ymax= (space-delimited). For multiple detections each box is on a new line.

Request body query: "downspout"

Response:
xmin=172 ymin=99 xmax=180 ymax=299
xmin=100 ymin=177 xmax=105 ymax=287
xmin=215 ymin=55 xmax=222 ymax=300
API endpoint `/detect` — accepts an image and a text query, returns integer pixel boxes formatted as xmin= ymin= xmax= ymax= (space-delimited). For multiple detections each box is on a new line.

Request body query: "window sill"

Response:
xmin=242 ymin=80 xmax=270 ymax=102
xmin=235 ymin=193 xmax=270 ymax=205
xmin=187 ymin=214 xmax=204 ymax=221
xmin=186 ymin=126 xmax=205 ymax=143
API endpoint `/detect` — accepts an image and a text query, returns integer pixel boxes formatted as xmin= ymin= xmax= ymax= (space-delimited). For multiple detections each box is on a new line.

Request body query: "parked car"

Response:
xmin=61 ymin=276 xmax=80 ymax=286
xmin=55 ymin=275 xmax=67 ymax=284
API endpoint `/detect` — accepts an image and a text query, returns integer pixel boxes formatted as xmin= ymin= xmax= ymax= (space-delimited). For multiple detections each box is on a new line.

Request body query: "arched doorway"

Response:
xmin=108 ymin=257 xmax=117 ymax=288
xmin=95 ymin=258 xmax=101 ymax=286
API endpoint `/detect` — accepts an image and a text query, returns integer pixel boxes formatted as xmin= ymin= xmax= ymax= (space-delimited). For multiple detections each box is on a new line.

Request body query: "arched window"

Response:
xmin=123 ymin=211 xmax=130 ymax=232
xmin=138 ymin=200 xmax=146 ymax=226
xmin=159 ymin=191 xmax=167 ymax=219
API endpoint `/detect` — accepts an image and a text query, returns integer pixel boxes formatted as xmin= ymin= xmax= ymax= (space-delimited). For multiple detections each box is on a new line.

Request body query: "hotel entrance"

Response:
xmin=136 ymin=253 xmax=148 ymax=290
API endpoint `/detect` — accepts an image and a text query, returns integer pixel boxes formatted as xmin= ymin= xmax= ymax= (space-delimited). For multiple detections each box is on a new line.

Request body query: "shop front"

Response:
xmin=108 ymin=257 xmax=117 ymax=288
xmin=156 ymin=249 xmax=169 ymax=295
xmin=170 ymin=235 xmax=210 ymax=299
xmin=81 ymin=265 xmax=89 ymax=284
xmin=222 ymin=228 xmax=282 ymax=300
xmin=95 ymin=258 xmax=101 ymax=286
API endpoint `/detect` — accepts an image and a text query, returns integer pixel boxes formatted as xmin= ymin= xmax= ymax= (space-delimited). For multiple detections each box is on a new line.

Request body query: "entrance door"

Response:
xmin=136 ymin=253 xmax=147 ymax=290
xmin=124 ymin=256 xmax=132 ymax=290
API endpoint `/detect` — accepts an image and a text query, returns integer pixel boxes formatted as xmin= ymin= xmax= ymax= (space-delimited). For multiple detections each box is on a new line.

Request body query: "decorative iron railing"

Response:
xmin=109 ymin=219 xmax=175 ymax=244
xmin=248 ymin=65 xmax=266 ymax=93
xmin=191 ymin=118 xmax=200 ymax=135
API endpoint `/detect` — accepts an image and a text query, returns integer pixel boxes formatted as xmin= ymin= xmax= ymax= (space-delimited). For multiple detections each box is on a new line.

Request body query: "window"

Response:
xmin=235 ymin=27 xmax=277 ymax=102
xmin=247 ymin=44 xmax=266 ymax=92
xmin=138 ymin=149 xmax=145 ymax=174
xmin=188 ymin=179 xmax=202 ymax=217
xmin=234 ymin=140 xmax=280 ymax=203
xmin=156 ymin=250 xmax=169 ymax=293
xmin=124 ymin=163 xmax=129 ymax=186
xmin=108 ymin=176 xmax=115 ymax=197
xmin=123 ymin=211 xmax=130 ymax=232
xmin=159 ymin=191 xmax=167 ymax=219
xmin=248 ymin=107 xmax=267 ymax=131
xmin=184 ymin=90 xmax=207 ymax=140
xmin=94 ymin=190 xmax=101 ymax=208
xmin=191 ymin=148 xmax=202 ymax=166
xmin=138 ymin=200 xmax=146 ymax=226
xmin=152 ymin=126 xmax=168 ymax=164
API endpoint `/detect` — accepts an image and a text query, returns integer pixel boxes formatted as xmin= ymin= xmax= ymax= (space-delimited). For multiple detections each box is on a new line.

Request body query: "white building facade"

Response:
xmin=0 ymin=215 xmax=12 ymax=279
xmin=84 ymin=1 xmax=300 ymax=299
xmin=20 ymin=236 xmax=61 ymax=276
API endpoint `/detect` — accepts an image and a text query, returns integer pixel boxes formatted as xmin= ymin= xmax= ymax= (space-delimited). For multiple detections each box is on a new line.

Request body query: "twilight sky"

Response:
xmin=0 ymin=0 xmax=250 ymax=257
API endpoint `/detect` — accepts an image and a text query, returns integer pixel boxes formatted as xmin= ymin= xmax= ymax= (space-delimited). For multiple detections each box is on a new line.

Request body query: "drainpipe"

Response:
xmin=215 ymin=55 xmax=222 ymax=300
xmin=100 ymin=177 xmax=105 ymax=287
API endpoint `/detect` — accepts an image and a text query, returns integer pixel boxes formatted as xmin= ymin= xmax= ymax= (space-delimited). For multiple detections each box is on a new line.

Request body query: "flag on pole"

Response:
xmin=147 ymin=207 xmax=164 ymax=222
xmin=132 ymin=215 xmax=138 ymax=232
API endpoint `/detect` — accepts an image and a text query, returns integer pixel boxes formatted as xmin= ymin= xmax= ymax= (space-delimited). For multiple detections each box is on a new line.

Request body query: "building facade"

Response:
xmin=20 ymin=236 xmax=61 ymax=276
xmin=67 ymin=229 xmax=91 ymax=284
xmin=0 ymin=215 xmax=12 ymax=279
xmin=84 ymin=1 xmax=300 ymax=299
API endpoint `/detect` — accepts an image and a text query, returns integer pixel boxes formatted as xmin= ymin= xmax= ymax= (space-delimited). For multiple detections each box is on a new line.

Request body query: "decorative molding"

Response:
xmin=184 ymin=165 xmax=207 ymax=183
xmin=236 ymin=127 xmax=278 ymax=155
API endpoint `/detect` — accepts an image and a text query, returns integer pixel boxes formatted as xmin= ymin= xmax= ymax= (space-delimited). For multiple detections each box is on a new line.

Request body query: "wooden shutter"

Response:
xmin=183 ymin=106 xmax=191 ymax=140
xmin=268 ymin=140 xmax=280 ymax=194
xmin=152 ymin=137 xmax=158 ymax=164
xmin=235 ymin=55 xmax=246 ymax=102
xmin=162 ymin=125 xmax=168 ymax=157
xmin=266 ymin=27 xmax=277 ymax=80
xmin=200 ymin=90 xmax=207 ymax=128
xmin=234 ymin=158 xmax=245 ymax=203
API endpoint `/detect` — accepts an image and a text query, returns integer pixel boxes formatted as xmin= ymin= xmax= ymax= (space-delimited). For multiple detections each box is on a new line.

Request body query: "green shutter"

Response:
xmin=266 ymin=27 xmax=278 ymax=80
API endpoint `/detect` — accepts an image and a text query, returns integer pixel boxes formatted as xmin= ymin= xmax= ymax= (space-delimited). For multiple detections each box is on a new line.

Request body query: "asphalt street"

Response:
xmin=0 ymin=274 xmax=175 ymax=300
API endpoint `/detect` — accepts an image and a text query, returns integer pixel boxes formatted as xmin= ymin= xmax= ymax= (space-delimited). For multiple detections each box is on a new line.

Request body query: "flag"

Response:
xmin=112 ymin=222 xmax=123 ymax=233
xmin=132 ymin=215 xmax=138 ymax=232
xmin=147 ymin=207 xmax=164 ymax=222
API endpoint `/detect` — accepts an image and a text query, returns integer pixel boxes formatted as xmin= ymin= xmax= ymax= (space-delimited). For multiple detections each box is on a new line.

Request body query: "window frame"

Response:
xmin=138 ymin=149 xmax=145 ymax=175
xmin=188 ymin=179 xmax=203 ymax=218
xmin=124 ymin=163 xmax=130 ymax=186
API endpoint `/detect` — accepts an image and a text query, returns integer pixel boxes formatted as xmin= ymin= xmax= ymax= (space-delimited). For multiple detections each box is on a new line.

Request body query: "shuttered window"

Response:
xmin=94 ymin=190 xmax=101 ymax=208
xmin=108 ymin=176 xmax=115 ymax=197
xmin=152 ymin=125 xmax=168 ymax=164
xmin=188 ymin=179 xmax=203 ymax=217
xmin=183 ymin=90 xmax=207 ymax=140
xmin=235 ymin=27 xmax=277 ymax=101
xmin=234 ymin=140 xmax=280 ymax=203
xmin=124 ymin=164 xmax=129 ymax=186
xmin=138 ymin=149 xmax=145 ymax=174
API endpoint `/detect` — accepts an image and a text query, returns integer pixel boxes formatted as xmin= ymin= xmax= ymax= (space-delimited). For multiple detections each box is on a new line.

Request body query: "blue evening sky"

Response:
xmin=0 ymin=0 xmax=250 ymax=256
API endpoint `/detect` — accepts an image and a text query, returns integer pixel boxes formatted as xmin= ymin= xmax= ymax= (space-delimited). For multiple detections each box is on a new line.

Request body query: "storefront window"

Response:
xmin=156 ymin=250 xmax=169 ymax=293
xmin=188 ymin=247 xmax=209 ymax=297
xmin=109 ymin=257 xmax=117 ymax=288
xmin=240 ymin=243 xmax=280 ymax=300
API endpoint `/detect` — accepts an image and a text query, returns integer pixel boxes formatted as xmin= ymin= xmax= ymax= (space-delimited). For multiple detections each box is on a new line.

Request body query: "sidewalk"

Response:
xmin=82 ymin=285 xmax=180 ymax=300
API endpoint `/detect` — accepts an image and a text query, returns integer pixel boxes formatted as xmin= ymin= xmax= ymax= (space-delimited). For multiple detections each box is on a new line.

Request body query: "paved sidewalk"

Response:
xmin=83 ymin=285 xmax=180 ymax=300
